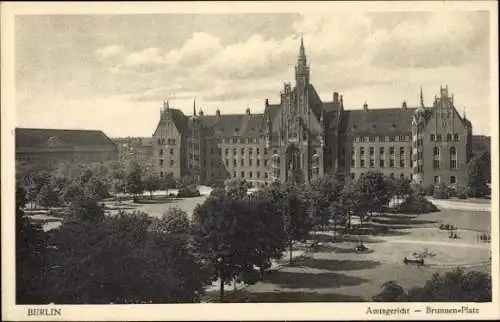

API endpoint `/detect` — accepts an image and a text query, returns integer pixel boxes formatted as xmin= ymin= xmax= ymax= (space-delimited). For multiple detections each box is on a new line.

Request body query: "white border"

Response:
xmin=2 ymin=1 xmax=499 ymax=321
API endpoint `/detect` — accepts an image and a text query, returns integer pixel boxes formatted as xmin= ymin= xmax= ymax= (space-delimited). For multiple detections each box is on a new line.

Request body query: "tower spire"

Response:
xmin=419 ymin=86 xmax=424 ymax=108
xmin=193 ymin=98 xmax=197 ymax=116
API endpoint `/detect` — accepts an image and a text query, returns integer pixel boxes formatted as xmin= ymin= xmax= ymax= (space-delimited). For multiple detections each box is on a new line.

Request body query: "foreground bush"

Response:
xmin=373 ymin=268 xmax=491 ymax=302
xmin=45 ymin=211 xmax=208 ymax=304
xmin=455 ymin=185 xmax=469 ymax=199
xmin=396 ymin=194 xmax=438 ymax=214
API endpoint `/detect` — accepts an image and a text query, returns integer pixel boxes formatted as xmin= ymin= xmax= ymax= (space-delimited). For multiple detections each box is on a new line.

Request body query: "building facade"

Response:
xmin=152 ymin=39 xmax=472 ymax=187
xmin=16 ymin=128 xmax=118 ymax=169
xmin=113 ymin=137 xmax=153 ymax=165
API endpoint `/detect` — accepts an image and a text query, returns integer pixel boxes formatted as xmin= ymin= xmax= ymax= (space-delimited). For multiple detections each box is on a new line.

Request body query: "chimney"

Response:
xmin=363 ymin=102 xmax=368 ymax=111
xmin=246 ymin=107 xmax=251 ymax=115
xmin=333 ymin=92 xmax=339 ymax=103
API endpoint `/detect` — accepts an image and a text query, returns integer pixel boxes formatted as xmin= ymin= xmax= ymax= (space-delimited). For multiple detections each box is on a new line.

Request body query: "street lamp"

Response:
xmin=217 ymin=257 xmax=224 ymax=303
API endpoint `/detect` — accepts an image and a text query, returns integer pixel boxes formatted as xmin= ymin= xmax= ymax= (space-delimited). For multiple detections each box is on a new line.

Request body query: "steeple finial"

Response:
xmin=193 ymin=98 xmax=197 ymax=116
xmin=297 ymin=35 xmax=306 ymax=63
xmin=419 ymin=86 xmax=424 ymax=108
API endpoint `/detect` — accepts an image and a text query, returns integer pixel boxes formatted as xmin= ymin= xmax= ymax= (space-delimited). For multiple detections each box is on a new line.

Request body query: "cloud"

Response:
xmin=165 ymin=32 xmax=223 ymax=67
xmin=369 ymin=11 xmax=489 ymax=68
xmin=92 ymin=11 xmax=490 ymax=120
xmin=96 ymin=44 xmax=126 ymax=60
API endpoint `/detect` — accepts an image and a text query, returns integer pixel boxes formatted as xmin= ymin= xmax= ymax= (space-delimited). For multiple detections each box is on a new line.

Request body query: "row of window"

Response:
xmin=232 ymin=171 xmax=269 ymax=179
xmin=355 ymin=146 xmax=407 ymax=156
xmin=354 ymin=135 xmax=410 ymax=143
xmin=430 ymin=133 xmax=459 ymax=142
xmin=224 ymin=158 xmax=268 ymax=168
xmin=216 ymin=137 xmax=259 ymax=144
xmin=353 ymin=158 xmax=405 ymax=169
xmin=351 ymin=172 xmax=409 ymax=180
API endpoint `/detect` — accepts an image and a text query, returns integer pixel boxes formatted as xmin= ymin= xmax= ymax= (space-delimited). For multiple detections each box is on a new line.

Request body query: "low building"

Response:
xmin=113 ymin=137 xmax=153 ymax=165
xmin=16 ymin=128 xmax=118 ymax=169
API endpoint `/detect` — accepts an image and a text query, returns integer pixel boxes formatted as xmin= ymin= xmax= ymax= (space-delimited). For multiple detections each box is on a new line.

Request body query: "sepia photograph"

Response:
xmin=2 ymin=1 xmax=498 ymax=320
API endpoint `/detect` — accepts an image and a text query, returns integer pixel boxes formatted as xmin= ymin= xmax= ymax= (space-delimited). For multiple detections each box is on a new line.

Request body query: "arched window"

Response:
xmin=450 ymin=146 xmax=457 ymax=169
xmin=433 ymin=147 xmax=440 ymax=156
xmin=430 ymin=134 xmax=435 ymax=141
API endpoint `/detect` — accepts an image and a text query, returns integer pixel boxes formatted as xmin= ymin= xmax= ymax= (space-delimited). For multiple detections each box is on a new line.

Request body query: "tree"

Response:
xmin=224 ymin=177 xmax=251 ymax=199
xmin=355 ymin=172 xmax=393 ymax=223
xmin=246 ymin=192 xmax=287 ymax=280
xmin=340 ymin=178 xmax=363 ymax=231
xmin=163 ymin=172 xmax=176 ymax=194
xmin=149 ymin=207 xmax=190 ymax=236
xmin=16 ymin=186 xmax=48 ymax=304
xmin=467 ymin=153 xmax=490 ymax=198
xmin=69 ymin=196 xmax=105 ymax=223
xmin=306 ymin=174 xmax=344 ymax=231
xmin=45 ymin=211 xmax=208 ymax=303
xmin=391 ymin=177 xmax=411 ymax=207
xmin=84 ymin=177 xmax=109 ymax=201
xmin=79 ymin=168 xmax=94 ymax=185
xmin=281 ymin=184 xmax=313 ymax=265
xmin=192 ymin=194 xmax=258 ymax=302
xmin=143 ymin=173 xmax=161 ymax=199
xmin=60 ymin=181 xmax=84 ymax=205
xmin=433 ymin=182 xmax=449 ymax=199
xmin=126 ymin=161 xmax=143 ymax=201
xmin=36 ymin=184 xmax=59 ymax=210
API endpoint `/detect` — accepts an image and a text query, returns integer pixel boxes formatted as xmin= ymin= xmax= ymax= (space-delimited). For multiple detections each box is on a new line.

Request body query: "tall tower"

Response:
xmin=295 ymin=37 xmax=310 ymax=90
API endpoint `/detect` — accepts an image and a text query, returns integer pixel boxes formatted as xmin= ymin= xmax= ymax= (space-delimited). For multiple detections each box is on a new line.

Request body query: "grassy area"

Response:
xmin=417 ymin=209 xmax=491 ymax=232
xmin=205 ymin=209 xmax=492 ymax=303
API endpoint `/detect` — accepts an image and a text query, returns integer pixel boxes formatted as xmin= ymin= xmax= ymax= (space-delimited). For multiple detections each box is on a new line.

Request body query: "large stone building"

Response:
xmin=152 ymin=38 xmax=472 ymax=187
xmin=16 ymin=128 xmax=118 ymax=169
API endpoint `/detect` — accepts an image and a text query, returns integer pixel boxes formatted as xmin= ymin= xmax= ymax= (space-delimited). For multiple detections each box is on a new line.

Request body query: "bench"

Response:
xmin=403 ymin=257 xmax=424 ymax=266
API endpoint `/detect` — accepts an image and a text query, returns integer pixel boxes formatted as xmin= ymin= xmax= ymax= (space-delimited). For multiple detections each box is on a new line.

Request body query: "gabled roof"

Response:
xmin=343 ymin=107 xmax=417 ymax=136
xmin=16 ymin=128 xmax=117 ymax=149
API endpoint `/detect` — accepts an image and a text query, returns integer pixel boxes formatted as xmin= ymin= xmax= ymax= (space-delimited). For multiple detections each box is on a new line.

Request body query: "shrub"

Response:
xmin=423 ymin=184 xmax=435 ymax=196
xmin=433 ymin=183 xmax=449 ymax=199
xmin=455 ymin=185 xmax=468 ymax=199
xmin=397 ymin=193 xmax=439 ymax=214
xmin=177 ymin=185 xmax=201 ymax=198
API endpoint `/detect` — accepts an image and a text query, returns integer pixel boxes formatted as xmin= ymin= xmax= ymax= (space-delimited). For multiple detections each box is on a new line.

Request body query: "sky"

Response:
xmin=15 ymin=9 xmax=492 ymax=137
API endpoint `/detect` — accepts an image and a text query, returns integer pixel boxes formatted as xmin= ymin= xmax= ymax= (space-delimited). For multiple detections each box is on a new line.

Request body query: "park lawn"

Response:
xmin=417 ymin=209 xmax=491 ymax=232
xmin=207 ymin=208 xmax=492 ymax=303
